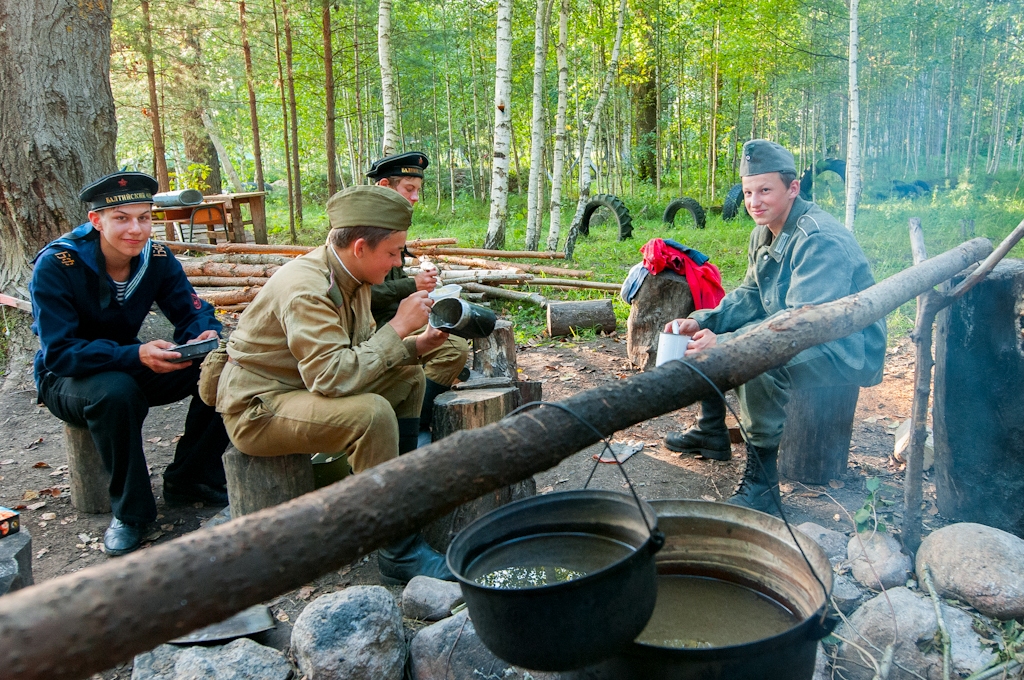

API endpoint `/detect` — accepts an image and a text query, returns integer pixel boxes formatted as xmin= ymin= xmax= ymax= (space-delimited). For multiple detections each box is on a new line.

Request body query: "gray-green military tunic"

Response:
xmin=690 ymin=196 xmax=886 ymax=448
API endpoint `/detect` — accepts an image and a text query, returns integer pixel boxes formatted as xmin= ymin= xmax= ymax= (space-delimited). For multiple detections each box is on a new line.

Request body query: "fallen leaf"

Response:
xmin=21 ymin=490 xmax=39 ymax=501
xmin=12 ymin=504 xmax=27 ymax=510
xmin=862 ymin=417 xmax=878 ymax=424
xmin=171 ymin=435 xmax=182 ymax=443
xmin=538 ymin=485 xmax=554 ymax=494
xmin=701 ymin=495 xmax=716 ymax=502
xmin=41 ymin=512 xmax=56 ymax=520
xmin=39 ymin=487 xmax=63 ymax=497
xmin=0 ymin=460 xmax=14 ymax=465
xmin=833 ymin=514 xmax=842 ymax=522
xmin=274 ymin=609 xmax=290 ymax=623
xmin=298 ymin=586 xmax=316 ymax=600
xmin=26 ymin=501 xmax=46 ymax=511
xmin=78 ymin=533 xmax=91 ymax=543
xmin=160 ymin=523 xmax=175 ymax=532
xmin=157 ymin=441 xmax=170 ymax=447
xmin=32 ymin=461 xmax=50 ymax=469
xmin=927 ymin=505 xmax=939 ymax=516
xmin=779 ymin=483 xmax=795 ymax=494
xmin=143 ymin=530 xmax=164 ymax=542
xmin=24 ymin=438 xmax=43 ymax=450
xmin=35 ymin=548 xmax=48 ymax=558
xmin=828 ymin=480 xmax=845 ymax=489
xmin=146 ymin=437 xmax=162 ymax=444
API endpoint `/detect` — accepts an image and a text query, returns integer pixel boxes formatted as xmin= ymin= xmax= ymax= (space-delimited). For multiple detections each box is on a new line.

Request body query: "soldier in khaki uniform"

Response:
xmin=663 ymin=140 xmax=886 ymax=514
xmin=367 ymin=152 xmax=471 ymax=441
xmin=216 ymin=184 xmax=453 ymax=583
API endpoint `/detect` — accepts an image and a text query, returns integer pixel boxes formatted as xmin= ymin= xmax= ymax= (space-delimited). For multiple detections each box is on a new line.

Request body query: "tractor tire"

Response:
xmin=581 ymin=193 xmax=633 ymax=240
xmin=912 ymin=179 xmax=931 ymax=194
xmin=662 ymin=196 xmax=707 ymax=229
xmin=722 ymin=184 xmax=747 ymax=221
xmin=815 ymin=158 xmax=847 ymax=182
xmin=799 ymin=168 xmax=814 ymax=200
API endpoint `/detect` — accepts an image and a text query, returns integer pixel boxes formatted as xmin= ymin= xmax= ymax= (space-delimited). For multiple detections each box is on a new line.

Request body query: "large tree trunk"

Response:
xmin=0 ymin=0 xmax=116 ymax=291
xmin=180 ymin=25 xmax=222 ymax=195
xmin=844 ymin=0 xmax=861 ymax=232
xmin=562 ymin=0 xmax=628 ymax=260
xmin=525 ymin=0 xmax=551 ymax=251
xmin=323 ymin=0 xmax=339 ymax=195
xmin=546 ymin=0 xmax=570 ymax=252
xmin=141 ymin=0 xmax=169 ymax=192
xmin=634 ymin=76 xmax=658 ymax=183
xmin=377 ymin=0 xmax=399 ymax=156
xmin=483 ymin=0 xmax=515 ymax=250
xmin=240 ymin=1 xmax=266 ymax=192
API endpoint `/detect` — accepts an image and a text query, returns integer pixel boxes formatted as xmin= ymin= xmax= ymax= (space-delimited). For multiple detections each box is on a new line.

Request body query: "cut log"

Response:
xmin=472 ymin=319 xmax=517 ymax=378
xmin=0 ymin=238 xmax=992 ymax=680
xmin=411 ymin=246 xmax=565 ymax=259
xmin=216 ymin=303 xmax=250 ymax=313
xmin=432 ymin=254 xmax=592 ymax=278
xmin=627 ymin=271 xmax=695 ymax=371
xmin=206 ymin=254 xmax=291 ymax=266
xmin=462 ymin=282 xmax=548 ymax=307
xmin=516 ymin=380 xmax=543 ymax=405
xmin=547 ymin=299 xmax=616 ymax=337
xmin=223 ymin=446 xmax=316 ymax=518
xmin=187 ymin=276 xmax=271 ymax=287
xmin=441 ymin=272 xmax=533 ymax=285
xmin=63 ymin=424 xmax=111 ymax=514
xmin=525 ymin=278 xmax=621 ymax=291
xmin=196 ymin=287 xmax=261 ymax=306
xmin=180 ymin=262 xmax=281 ymax=278
xmin=778 ymin=384 xmax=860 ymax=485
xmin=423 ymin=386 xmax=532 ymax=552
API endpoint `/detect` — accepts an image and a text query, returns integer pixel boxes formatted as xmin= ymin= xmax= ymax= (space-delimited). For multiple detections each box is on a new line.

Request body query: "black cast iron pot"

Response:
xmin=447 ymin=489 xmax=664 ymax=672
xmin=566 ymin=500 xmax=837 ymax=680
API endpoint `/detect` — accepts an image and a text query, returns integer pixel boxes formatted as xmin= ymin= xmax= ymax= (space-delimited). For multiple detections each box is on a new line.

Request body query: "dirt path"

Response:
xmin=0 ymin=315 xmax=943 ymax=677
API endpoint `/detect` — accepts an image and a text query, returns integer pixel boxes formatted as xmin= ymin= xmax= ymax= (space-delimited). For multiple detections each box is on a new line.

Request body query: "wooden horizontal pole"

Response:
xmin=159 ymin=238 xmax=456 ymax=256
xmin=0 ymin=238 xmax=992 ymax=680
xmin=0 ymin=294 xmax=32 ymax=313
xmin=523 ymin=278 xmax=622 ymax=291
xmin=411 ymin=247 xmax=566 ymax=259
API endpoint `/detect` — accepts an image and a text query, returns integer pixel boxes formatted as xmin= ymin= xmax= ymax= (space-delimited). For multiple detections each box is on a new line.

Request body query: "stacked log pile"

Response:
xmin=167 ymin=238 xmax=620 ymax=319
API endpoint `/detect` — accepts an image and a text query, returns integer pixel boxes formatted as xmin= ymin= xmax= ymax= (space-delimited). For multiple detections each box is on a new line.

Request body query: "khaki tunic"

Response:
xmin=217 ymin=246 xmax=425 ymax=471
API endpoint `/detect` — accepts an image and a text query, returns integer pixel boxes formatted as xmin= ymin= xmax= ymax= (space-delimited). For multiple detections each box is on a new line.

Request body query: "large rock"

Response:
xmin=402 ymin=576 xmax=463 ymax=622
xmin=409 ymin=610 xmax=559 ymax=680
xmin=131 ymin=638 xmax=293 ymax=680
xmin=847 ymin=531 xmax=911 ymax=590
xmin=0 ymin=530 xmax=32 ymax=595
xmin=291 ymin=586 xmax=405 ymax=680
xmin=916 ymin=522 xmax=1024 ymax=619
xmin=797 ymin=522 xmax=849 ymax=564
xmin=830 ymin=573 xmax=868 ymax=615
xmin=835 ymin=587 xmax=995 ymax=680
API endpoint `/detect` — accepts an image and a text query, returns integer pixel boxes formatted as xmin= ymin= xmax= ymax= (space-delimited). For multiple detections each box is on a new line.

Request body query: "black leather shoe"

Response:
xmin=103 ymin=518 xmax=146 ymax=556
xmin=378 ymin=533 xmax=455 ymax=585
xmin=663 ymin=428 xmax=732 ymax=460
xmin=727 ymin=444 xmax=782 ymax=516
xmin=163 ymin=480 xmax=229 ymax=506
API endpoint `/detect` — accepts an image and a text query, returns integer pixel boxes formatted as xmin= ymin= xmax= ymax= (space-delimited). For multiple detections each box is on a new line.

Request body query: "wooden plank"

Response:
xmin=0 ymin=294 xmax=32 ymax=313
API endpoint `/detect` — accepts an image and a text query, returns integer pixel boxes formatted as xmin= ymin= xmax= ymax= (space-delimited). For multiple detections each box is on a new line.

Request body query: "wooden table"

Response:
xmin=205 ymin=192 xmax=268 ymax=245
xmin=153 ymin=201 xmax=230 ymax=244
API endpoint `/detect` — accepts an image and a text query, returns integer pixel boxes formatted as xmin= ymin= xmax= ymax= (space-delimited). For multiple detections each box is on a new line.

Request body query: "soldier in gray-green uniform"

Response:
xmin=663 ymin=139 xmax=886 ymax=514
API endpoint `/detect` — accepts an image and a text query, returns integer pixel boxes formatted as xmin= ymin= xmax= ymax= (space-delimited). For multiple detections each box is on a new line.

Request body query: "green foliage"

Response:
xmin=853 ymin=477 xmax=897 ymax=535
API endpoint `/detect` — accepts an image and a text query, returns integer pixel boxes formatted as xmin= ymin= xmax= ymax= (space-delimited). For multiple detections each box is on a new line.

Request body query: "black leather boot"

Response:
xmin=727 ymin=443 xmax=782 ymax=515
xmin=378 ymin=533 xmax=455 ymax=585
xmin=398 ymin=418 xmax=420 ymax=455
xmin=663 ymin=397 xmax=732 ymax=460
xmin=419 ymin=379 xmax=449 ymax=432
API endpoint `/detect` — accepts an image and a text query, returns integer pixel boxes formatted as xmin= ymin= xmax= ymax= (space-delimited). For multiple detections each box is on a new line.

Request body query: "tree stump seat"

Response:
xmin=223 ymin=446 xmax=316 ymax=518
xmin=779 ymin=383 xmax=860 ymax=485
xmin=63 ymin=423 xmax=111 ymax=514
xmin=627 ymin=271 xmax=695 ymax=371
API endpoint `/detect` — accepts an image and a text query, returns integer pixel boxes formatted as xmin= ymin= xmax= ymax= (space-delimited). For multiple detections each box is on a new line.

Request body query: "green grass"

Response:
xmin=260 ymin=174 xmax=1024 ymax=343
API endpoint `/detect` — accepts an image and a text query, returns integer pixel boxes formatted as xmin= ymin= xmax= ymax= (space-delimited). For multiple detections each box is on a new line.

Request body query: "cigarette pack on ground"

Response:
xmin=0 ymin=507 xmax=20 ymax=539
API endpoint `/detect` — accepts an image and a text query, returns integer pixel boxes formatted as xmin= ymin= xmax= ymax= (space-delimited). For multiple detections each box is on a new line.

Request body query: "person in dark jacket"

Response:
xmin=662 ymin=140 xmax=886 ymax=514
xmin=29 ymin=172 xmax=230 ymax=556
xmin=368 ymin=152 xmax=471 ymax=440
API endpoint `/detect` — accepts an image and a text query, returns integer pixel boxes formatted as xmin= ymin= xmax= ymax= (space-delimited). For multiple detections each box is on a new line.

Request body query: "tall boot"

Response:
xmin=380 ymin=416 xmax=456 ymax=584
xmin=727 ymin=443 xmax=782 ymax=515
xmin=398 ymin=418 xmax=421 ymax=456
xmin=419 ymin=379 xmax=449 ymax=432
xmin=663 ymin=397 xmax=732 ymax=461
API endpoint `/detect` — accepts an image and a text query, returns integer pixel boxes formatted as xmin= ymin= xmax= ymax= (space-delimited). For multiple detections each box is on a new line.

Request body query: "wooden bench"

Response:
xmin=63 ymin=424 xmax=111 ymax=514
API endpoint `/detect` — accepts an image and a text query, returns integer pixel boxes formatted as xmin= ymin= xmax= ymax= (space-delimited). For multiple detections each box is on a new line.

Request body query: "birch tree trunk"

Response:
xmin=141 ymin=0 xmax=169 ymax=192
xmin=546 ymin=0 xmax=570 ymax=252
xmin=844 ymin=0 xmax=861 ymax=232
xmin=283 ymin=0 xmax=303 ymax=223
xmin=0 ymin=0 xmax=116 ymax=291
xmin=240 ymin=0 xmax=265 ymax=191
xmin=562 ymin=0 xmax=628 ymax=260
xmin=525 ymin=0 xmax=550 ymax=251
xmin=377 ymin=0 xmax=399 ymax=156
xmin=483 ymin=0 xmax=515 ymax=250
xmin=323 ymin=0 xmax=339 ymax=195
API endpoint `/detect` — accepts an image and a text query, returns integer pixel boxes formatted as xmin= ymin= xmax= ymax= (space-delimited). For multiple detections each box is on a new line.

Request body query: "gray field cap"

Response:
xmin=739 ymin=139 xmax=796 ymax=177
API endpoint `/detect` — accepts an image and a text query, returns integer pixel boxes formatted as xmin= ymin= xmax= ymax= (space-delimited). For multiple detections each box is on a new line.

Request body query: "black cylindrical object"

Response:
xmin=429 ymin=297 xmax=497 ymax=339
xmin=447 ymin=490 xmax=663 ymax=672
xmin=153 ymin=189 xmax=204 ymax=208
xmin=567 ymin=500 xmax=835 ymax=680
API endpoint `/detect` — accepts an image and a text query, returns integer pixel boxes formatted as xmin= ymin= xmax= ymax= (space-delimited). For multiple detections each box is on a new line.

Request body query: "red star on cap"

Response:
xmin=118 ymin=178 xmax=128 ymax=187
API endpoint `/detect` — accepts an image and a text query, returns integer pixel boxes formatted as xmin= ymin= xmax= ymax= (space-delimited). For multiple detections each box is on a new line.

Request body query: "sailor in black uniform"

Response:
xmin=29 ymin=172 xmax=230 ymax=555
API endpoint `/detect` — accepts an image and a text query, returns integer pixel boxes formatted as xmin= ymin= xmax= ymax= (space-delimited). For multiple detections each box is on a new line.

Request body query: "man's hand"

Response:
xmin=413 ymin=270 xmax=438 ymax=292
xmin=663 ymin=318 xmax=700 ymax=335
xmin=685 ymin=328 xmax=718 ymax=355
xmin=415 ymin=324 xmax=449 ymax=356
xmin=389 ymin=291 xmax=433 ymax=338
xmin=193 ymin=330 xmax=220 ymax=343
xmin=139 ymin=340 xmax=191 ymax=373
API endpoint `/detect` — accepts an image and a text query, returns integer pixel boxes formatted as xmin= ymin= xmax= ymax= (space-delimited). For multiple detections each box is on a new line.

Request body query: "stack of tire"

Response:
xmin=580 ymin=194 xmax=633 ymax=241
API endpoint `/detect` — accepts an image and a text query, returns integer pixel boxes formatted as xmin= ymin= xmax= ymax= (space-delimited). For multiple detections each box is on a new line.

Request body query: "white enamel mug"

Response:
xmin=655 ymin=331 xmax=692 ymax=366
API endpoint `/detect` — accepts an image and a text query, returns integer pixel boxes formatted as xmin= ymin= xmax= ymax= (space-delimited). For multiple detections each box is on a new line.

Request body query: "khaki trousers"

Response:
xmin=411 ymin=328 xmax=471 ymax=386
xmin=223 ymin=365 xmax=425 ymax=473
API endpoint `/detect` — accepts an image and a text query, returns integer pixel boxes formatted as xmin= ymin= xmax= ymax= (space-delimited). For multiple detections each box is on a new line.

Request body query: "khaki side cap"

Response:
xmin=326 ymin=184 xmax=413 ymax=231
